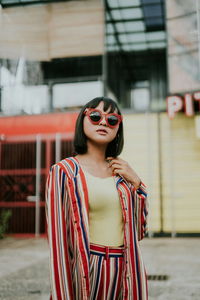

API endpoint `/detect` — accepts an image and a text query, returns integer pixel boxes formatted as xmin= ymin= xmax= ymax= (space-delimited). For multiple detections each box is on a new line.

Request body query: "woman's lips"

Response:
xmin=96 ymin=129 xmax=108 ymax=135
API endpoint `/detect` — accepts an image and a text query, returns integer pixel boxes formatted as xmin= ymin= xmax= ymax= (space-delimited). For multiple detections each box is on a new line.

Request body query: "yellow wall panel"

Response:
xmin=121 ymin=113 xmax=161 ymax=233
xmin=161 ymin=113 xmax=200 ymax=233
xmin=122 ymin=112 xmax=200 ymax=234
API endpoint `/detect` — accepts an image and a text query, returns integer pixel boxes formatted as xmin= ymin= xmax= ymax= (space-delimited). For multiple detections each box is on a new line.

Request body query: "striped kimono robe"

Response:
xmin=45 ymin=157 xmax=148 ymax=300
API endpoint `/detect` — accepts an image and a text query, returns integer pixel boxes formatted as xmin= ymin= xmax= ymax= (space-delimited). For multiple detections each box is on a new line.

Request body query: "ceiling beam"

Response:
xmin=1 ymin=0 xmax=71 ymax=8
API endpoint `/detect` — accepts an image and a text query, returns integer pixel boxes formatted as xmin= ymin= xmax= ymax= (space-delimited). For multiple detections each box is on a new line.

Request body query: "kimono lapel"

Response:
xmin=114 ymin=176 xmax=141 ymax=300
xmin=60 ymin=157 xmax=90 ymax=298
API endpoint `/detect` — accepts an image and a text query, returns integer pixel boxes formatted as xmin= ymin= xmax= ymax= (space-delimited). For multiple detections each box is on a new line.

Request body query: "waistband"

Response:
xmin=90 ymin=243 xmax=124 ymax=258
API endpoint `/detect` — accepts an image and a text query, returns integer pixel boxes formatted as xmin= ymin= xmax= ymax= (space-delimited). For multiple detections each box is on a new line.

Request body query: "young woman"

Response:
xmin=45 ymin=97 xmax=148 ymax=300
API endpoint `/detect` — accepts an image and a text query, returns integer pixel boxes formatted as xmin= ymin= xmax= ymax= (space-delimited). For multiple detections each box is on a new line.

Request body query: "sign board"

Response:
xmin=167 ymin=92 xmax=200 ymax=119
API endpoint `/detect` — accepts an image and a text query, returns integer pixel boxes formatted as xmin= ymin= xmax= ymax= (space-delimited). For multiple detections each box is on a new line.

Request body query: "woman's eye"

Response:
xmin=90 ymin=112 xmax=101 ymax=121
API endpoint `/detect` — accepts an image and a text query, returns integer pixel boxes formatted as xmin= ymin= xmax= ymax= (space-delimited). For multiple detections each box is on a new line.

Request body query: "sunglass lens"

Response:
xmin=107 ymin=115 xmax=119 ymax=126
xmin=89 ymin=111 xmax=101 ymax=123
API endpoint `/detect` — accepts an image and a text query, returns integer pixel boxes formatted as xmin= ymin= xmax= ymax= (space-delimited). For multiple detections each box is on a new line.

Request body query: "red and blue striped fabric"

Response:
xmin=45 ymin=157 xmax=148 ymax=300
xmin=89 ymin=242 xmax=124 ymax=300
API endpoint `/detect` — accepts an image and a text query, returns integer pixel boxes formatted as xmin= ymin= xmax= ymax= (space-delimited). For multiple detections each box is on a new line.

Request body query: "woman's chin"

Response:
xmin=88 ymin=136 xmax=113 ymax=145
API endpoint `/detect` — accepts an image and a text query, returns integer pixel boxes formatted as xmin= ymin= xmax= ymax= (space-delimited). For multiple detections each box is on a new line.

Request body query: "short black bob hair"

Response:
xmin=73 ymin=97 xmax=124 ymax=158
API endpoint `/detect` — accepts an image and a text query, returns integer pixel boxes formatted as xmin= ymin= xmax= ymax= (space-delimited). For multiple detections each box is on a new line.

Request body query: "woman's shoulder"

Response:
xmin=51 ymin=156 xmax=79 ymax=177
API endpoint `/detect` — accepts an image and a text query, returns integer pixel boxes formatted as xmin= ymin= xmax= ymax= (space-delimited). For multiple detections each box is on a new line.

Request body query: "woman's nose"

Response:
xmin=99 ymin=115 xmax=107 ymax=126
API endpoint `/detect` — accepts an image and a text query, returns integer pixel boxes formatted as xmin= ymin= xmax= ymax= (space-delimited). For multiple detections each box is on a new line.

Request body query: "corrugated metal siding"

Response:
xmin=161 ymin=114 xmax=200 ymax=233
xmin=123 ymin=112 xmax=200 ymax=233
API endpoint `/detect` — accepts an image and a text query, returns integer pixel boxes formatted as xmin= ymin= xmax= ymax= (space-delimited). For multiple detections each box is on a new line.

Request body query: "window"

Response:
xmin=131 ymin=81 xmax=150 ymax=111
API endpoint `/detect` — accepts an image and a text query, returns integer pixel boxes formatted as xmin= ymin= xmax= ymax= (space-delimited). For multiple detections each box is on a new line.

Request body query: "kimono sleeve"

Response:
xmin=131 ymin=181 xmax=148 ymax=241
xmin=45 ymin=164 xmax=74 ymax=300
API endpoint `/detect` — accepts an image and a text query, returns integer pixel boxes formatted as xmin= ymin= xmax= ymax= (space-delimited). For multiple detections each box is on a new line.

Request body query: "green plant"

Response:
xmin=0 ymin=209 xmax=12 ymax=239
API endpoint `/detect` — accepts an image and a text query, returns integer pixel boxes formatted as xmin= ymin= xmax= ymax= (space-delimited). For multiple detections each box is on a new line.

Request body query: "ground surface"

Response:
xmin=0 ymin=237 xmax=200 ymax=300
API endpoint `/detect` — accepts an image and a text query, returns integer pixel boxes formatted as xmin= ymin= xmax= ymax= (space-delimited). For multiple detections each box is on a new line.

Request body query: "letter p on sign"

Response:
xmin=167 ymin=96 xmax=183 ymax=119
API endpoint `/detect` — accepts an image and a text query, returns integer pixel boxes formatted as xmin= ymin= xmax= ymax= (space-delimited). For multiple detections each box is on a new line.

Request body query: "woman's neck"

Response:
xmin=76 ymin=145 xmax=113 ymax=177
xmin=75 ymin=140 xmax=111 ymax=175
xmin=84 ymin=141 xmax=107 ymax=163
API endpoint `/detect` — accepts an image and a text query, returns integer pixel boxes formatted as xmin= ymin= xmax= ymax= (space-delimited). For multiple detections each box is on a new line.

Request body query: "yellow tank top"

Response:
xmin=84 ymin=170 xmax=124 ymax=247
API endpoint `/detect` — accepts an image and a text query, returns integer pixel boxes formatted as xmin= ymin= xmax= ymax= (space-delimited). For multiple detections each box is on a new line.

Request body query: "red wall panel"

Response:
xmin=0 ymin=112 xmax=78 ymax=136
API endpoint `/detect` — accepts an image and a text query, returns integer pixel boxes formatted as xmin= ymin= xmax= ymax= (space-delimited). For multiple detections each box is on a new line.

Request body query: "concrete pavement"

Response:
xmin=140 ymin=238 xmax=200 ymax=300
xmin=0 ymin=237 xmax=200 ymax=299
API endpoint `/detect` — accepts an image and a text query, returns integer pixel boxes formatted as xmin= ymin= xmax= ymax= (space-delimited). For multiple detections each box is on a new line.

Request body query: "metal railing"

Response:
xmin=0 ymin=133 xmax=74 ymax=237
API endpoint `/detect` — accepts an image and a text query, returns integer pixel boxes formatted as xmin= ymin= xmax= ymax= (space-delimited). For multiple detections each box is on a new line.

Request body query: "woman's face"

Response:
xmin=83 ymin=101 xmax=120 ymax=146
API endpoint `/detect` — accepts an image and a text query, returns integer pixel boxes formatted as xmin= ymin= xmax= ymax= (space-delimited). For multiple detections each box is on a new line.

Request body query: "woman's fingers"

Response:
xmin=107 ymin=157 xmax=140 ymax=186
xmin=107 ymin=157 xmax=124 ymax=167
xmin=112 ymin=168 xmax=123 ymax=175
xmin=109 ymin=161 xmax=128 ymax=172
xmin=109 ymin=162 xmax=121 ymax=169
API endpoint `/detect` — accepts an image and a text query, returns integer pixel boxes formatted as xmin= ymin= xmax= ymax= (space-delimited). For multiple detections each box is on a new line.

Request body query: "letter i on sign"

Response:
xmin=184 ymin=94 xmax=194 ymax=116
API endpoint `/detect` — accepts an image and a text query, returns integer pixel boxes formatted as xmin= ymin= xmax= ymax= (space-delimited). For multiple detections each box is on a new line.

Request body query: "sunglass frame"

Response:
xmin=84 ymin=108 xmax=122 ymax=128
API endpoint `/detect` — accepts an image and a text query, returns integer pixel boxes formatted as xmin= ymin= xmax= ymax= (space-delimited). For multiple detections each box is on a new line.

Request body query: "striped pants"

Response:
xmin=89 ymin=243 xmax=124 ymax=300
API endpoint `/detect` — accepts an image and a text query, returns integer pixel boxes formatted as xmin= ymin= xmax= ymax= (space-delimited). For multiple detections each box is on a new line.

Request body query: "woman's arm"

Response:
xmin=45 ymin=164 xmax=74 ymax=300
xmin=131 ymin=181 xmax=148 ymax=241
xmin=107 ymin=157 xmax=148 ymax=241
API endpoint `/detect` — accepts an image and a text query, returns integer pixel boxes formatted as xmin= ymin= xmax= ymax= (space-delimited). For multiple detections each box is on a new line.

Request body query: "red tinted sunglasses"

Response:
xmin=84 ymin=108 xmax=122 ymax=128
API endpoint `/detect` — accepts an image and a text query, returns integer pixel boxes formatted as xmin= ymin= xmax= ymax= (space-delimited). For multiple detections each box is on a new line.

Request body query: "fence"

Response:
xmin=0 ymin=133 xmax=74 ymax=237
